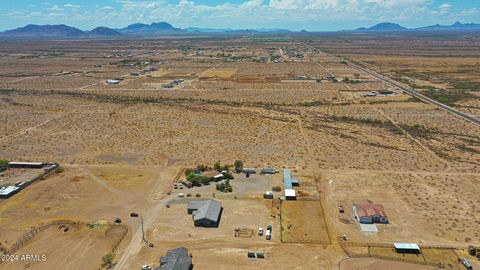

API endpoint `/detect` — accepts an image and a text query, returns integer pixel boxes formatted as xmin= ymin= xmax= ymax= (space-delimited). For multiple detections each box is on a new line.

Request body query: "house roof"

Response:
xmin=354 ymin=201 xmax=387 ymax=218
xmin=189 ymin=199 xmax=222 ymax=223
xmin=187 ymin=200 xmax=209 ymax=211
xmin=285 ymin=189 xmax=296 ymax=197
xmin=157 ymin=247 xmax=192 ymax=270
xmin=0 ymin=186 xmax=19 ymax=195
xmin=202 ymin=171 xmax=223 ymax=179
xmin=8 ymin=161 xmax=43 ymax=166
xmin=284 ymin=169 xmax=293 ymax=189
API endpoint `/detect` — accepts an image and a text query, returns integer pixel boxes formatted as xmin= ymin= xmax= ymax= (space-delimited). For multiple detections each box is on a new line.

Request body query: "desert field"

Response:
xmin=0 ymin=35 xmax=479 ymax=269
xmin=311 ymin=35 xmax=480 ymax=116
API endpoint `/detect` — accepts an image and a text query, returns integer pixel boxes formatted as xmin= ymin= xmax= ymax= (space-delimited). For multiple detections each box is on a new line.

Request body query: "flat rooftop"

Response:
xmin=394 ymin=243 xmax=420 ymax=250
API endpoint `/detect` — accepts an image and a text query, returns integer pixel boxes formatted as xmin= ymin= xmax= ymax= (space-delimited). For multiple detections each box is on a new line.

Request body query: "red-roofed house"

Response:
xmin=353 ymin=200 xmax=388 ymax=224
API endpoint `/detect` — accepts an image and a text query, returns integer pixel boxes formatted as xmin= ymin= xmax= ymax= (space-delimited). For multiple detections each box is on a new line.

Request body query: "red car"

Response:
xmin=130 ymin=212 xmax=139 ymax=217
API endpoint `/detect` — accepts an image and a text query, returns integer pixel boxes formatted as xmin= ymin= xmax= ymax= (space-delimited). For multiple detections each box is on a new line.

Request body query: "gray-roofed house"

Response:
xmin=187 ymin=199 xmax=223 ymax=227
xmin=155 ymin=247 xmax=192 ymax=270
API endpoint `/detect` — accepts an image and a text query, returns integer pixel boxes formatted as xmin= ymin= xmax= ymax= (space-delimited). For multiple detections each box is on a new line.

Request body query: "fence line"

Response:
xmin=341 ymin=243 xmax=463 ymax=268
xmin=340 ymin=242 xmax=464 ymax=250
xmin=1 ymin=220 xmax=128 ymax=260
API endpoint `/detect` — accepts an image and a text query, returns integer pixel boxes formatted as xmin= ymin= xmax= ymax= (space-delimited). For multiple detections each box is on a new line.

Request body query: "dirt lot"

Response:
xmin=0 ymin=36 xmax=479 ymax=269
xmin=322 ymin=170 xmax=480 ymax=245
xmin=0 ymin=165 xmax=178 ymax=268
xmin=280 ymin=200 xmax=330 ymax=243
xmin=0 ymin=168 xmax=45 ymax=187
xmin=0 ymin=224 xmax=121 ymax=270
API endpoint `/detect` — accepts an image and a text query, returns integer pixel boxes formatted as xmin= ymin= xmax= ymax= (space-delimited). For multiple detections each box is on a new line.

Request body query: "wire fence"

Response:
xmin=340 ymin=242 xmax=463 ymax=268
xmin=1 ymin=219 xmax=128 ymax=267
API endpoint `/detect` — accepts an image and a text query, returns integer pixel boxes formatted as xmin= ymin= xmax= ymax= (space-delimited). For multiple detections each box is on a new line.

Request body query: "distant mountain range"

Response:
xmin=0 ymin=22 xmax=181 ymax=38
xmin=1 ymin=21 xmax=479 ymax=38
xmin=353 ymin=21 xmax=480 ymax=32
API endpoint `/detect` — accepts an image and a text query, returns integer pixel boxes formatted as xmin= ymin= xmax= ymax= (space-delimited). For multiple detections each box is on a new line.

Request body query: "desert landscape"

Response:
xmin=0 ymin=34 xmax=479 ymax=270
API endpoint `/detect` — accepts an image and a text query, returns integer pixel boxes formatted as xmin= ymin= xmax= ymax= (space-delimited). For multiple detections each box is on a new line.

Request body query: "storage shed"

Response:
xmin=393 ymin=243 xmax=421 ymax=254
xmin=8 ymin=162 xmax=44 ymax=169
xmin=285 ymin=189 xmax=296 ymax=200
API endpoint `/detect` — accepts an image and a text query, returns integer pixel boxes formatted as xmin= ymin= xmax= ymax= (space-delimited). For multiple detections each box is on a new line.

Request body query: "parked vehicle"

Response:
xmin=266 ymin=230 xmax=271 ymax=240
xmin=114 ymin=218 xmax=122 ymax=224
xmin=130 ymin=212 xmax=139 ymax=217
xmin=173 ymin=183 xmax=178 ymax=189
xmin=267 ymin=224 xmax=272 ymax=232
xmin=462 ymin=258 xmax=473 ymax=270
xmin=339 ymin=205 xmax=345 ymax=213
xmin=141 ymin=265 xmax=152 ymax=270
xmin=258 ymin=227 xmax=264 ymax=236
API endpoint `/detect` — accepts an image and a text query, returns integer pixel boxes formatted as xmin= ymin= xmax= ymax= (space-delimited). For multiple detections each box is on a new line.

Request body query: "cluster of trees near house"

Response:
xmin=0 ymin=159 xmax=9 ymax=171
xmin=216 ymin=179 xmax=233 ymax=193
xmin=184 ymin=162 xmax=235 ymax=187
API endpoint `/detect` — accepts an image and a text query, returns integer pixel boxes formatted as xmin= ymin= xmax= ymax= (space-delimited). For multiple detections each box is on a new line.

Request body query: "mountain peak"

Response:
xmin=3 ymin=24 xmax=84 ymax=37
xmin=356 ymin=22 xmax=407 ymax=32
xmin=120 ymin=21 xmax=180 ymax=34
xmin=88 ymin=27 xmax=121 ymax=36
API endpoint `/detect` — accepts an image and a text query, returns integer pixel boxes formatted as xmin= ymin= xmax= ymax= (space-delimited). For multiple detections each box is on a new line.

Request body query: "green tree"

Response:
xmin=102 ymin=253 xmax=114 ymax=268
xmin=214 ymin=162 xmax=221 ymax=171
xmin=196 ymin=164 xmax=207 ymax=172
xmin=200 ymin=176 xmax=211 ymax=185
xmin=223 ymin=172 xmax=234 ymax=180
xmin=0 ymin=159 xmax=9 ymax=171
xmin=234 ymin=160 xmax=243 ymax=172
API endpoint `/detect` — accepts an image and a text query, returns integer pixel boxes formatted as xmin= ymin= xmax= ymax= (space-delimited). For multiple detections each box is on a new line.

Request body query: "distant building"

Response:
xmin=201 ymin=171 xmax=224 ymax=181
xmin=285 ymin=189 xmax=296 ymax=200
xmin=0 ymin=186 xmax=20 ymax=199
xmin=8 ymin=162 xmax=44 ymax=169
xmin=283 ymin=169 xmax=299 ymax=200
xmin=106 ymin=79 xmax=120 ymax=85
xmin=393 ymin=243 xmax=421 ymax=254
xmin=242 ymin=168 xmax=256 ymax=174
xmin=261 ymin=167 xmax=277 ymax=174
xmin=155 ymin=247 xmax=192 ymax=270
xmin=353 ymin=200 xmax=388 ymax=224
xmin=187 ymin=200 xmax=223 ymax=227
xmin=377 ymin=89 xmax=395 ymax=96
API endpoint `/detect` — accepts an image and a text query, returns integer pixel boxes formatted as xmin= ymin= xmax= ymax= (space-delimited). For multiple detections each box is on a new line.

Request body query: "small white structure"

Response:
xmin=285 ymin=189 xmax=296 ymax=200
xmin=8 ymin=162 xmax=44 ymax=168
xmin=394 ymin=243 xmax=421 ymax=254
xmin=0 ymin=186 xmax=20 ymax=198
xmin=264 ymin=191 xmax=273 ymax=199
xmin=106 ymin=79 xmax=120 ymax=85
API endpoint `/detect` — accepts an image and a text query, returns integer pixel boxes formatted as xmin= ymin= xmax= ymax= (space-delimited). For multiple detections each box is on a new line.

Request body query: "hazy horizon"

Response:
xmin=1 ymin=0 xmax=479 ymax=31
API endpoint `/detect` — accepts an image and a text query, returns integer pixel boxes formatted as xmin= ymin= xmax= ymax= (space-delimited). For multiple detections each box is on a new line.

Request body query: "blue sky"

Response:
xmin=0 ymin=0 xmax=479 ymax=31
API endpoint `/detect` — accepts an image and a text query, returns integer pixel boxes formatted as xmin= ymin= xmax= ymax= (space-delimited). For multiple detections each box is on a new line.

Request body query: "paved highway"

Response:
xmin=293 ymin=37 xmax=480 ymax=127
xmin=325 ymin=52 xmax=480 ymax=127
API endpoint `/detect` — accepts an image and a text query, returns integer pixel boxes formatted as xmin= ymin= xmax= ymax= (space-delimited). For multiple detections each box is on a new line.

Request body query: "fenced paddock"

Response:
xmin=340 ymin=242 xmax=463 ymax=268
xmin=0 ymin=220 xmax=128 ymax=270
xmin=280 ymin=200 xmax=330 ymax=244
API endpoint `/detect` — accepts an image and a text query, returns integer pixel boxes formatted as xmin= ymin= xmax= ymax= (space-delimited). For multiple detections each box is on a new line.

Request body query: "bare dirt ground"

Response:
xmin=0 ymin=36 xmax=479 ymax=269
xmin=0 ymin=224 xmax=117 ymax=270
